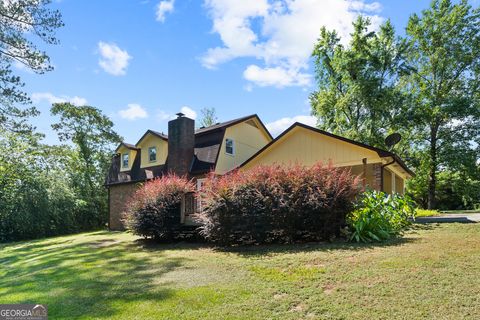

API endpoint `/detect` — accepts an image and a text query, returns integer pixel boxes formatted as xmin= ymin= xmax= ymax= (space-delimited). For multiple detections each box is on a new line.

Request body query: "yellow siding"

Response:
xmin=395 ymin=175 xmax=404 ymax=195
xmin=242 ymin=126 xmax=382 ymax=170
xmin=136 ymin=134 xmax=168 ymax=168
xmin=383 ymin=168 xmax=393 ymax=194
xmin=117 ymin=146 xmax=137 ymax=172
xmin=215 ymin=119 xmax=272 ymax=174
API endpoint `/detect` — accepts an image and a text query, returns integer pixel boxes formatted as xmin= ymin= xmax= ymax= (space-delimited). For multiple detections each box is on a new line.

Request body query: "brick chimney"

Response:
xmin=167 ymin=112 xmax=194 ymax=176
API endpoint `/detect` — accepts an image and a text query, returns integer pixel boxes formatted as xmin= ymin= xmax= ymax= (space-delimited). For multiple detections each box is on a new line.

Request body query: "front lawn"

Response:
xmin=1 ymin=224 xmax=479 ymax=319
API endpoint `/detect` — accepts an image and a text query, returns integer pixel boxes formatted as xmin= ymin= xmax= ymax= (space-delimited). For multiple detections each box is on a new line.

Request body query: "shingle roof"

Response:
xmin=195 ymin=115 xmax=260 ymax=135
xmin=136 ymin=130 xmax=168 ymax=146
xmin=106 ymin=114 xmax=269 ymax=185
xmin=114 ymin=142 xmax=139 ymax=153
xmin=105 ymin=152 xmax=168 ymax=186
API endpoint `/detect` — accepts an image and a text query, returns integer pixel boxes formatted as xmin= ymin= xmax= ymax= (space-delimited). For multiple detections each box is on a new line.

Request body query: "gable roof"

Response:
xmin=115 ymin=142 xmax=139 ymax=153
xmin=240 ymin=122 xmax=414 ymax=176
xmin=195 ymin=114 xmax=273 ymax=140
xmin=136 ymin=129 xmax=168 ymax=146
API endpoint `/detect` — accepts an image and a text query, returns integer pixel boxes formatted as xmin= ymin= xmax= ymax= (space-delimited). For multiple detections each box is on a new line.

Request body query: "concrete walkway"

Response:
xmin=415 ymin=213 xmax=480 ymax=224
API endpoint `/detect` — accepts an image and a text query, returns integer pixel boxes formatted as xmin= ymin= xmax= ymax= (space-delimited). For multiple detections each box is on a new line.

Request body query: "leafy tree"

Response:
xmin=199 ymin=107 xmax=218 ymax=127
xmin=51 ymin=103 xmax=122 ymax=225
xmin=0 ymin=0 xmax=63 ymax=132
xmin=310 ymin=17 xmax=410 ymax=149
xmin=0 ymin=128 xmax=81 ymax=241
xmin=404 ymin=0 xmax=480 ymax=209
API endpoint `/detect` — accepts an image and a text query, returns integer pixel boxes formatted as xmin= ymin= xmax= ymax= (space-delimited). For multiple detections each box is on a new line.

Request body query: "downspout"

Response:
xmin=380 ymin=156 xmax=395 ymax=192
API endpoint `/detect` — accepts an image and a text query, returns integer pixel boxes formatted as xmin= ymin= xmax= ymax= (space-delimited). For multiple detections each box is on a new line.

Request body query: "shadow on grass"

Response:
xmin=216 ymin=236 xmax=419 ymax=257
xmin=127 ymin=231 xmax=421 ymax=258
xmin=0 ymin=233 xmax=190 ymax=319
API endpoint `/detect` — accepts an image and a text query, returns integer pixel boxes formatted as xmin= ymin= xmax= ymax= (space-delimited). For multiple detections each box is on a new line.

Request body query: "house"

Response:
xmin=105 ymin=113 xmax=413 ymax=230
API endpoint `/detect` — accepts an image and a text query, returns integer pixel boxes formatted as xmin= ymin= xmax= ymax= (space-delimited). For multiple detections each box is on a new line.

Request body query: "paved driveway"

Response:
xmin=415 ymin=213 xmax=480 ymax=224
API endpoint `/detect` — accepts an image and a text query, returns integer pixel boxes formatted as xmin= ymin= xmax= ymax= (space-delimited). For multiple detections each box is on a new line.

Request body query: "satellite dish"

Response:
xmin=385 ymin=133 xmax=401 ymax=148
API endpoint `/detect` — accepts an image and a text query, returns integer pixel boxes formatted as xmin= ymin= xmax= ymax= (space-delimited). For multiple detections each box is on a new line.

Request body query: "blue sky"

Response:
xmin=17 ymin=0 xmax=436 ymax=144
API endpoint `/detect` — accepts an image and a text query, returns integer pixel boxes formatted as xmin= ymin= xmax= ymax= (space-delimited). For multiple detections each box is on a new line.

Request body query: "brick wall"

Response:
xmin=108 ymin=183 xmax=140 ymax=231
xmin=372 ymin=163 xmax=382 ymax=191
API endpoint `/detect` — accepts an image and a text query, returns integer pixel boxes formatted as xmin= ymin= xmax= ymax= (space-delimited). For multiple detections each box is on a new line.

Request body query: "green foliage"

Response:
xmin=408 ymin=169 xmax=480 ymax=210
xmin=123 ymin=175 xmax=195 ymax=240
xmin=197 ymin=163 xmax=361 ymax=245
xmin=0 ymin=130 xmax=90 ymax=241
xmin=403 ymin=0 xmax=480 ymax=208
xmin=310 ymin=16 xmax=410 ymax=149
xmin=348 ymin=190 xmax=415 ymax=243
xmin=199 ymin=107 xmax=218 ymax=128
xmin=0 ymin=102 xmax=121 ymax=242
xmin=0 ymin=0 xmax=63 ymax=132
xmin=51 ymin=102 xmax=122 ymax=230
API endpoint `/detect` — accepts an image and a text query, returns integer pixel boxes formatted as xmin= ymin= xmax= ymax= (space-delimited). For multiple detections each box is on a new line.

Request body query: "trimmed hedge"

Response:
xmin=123 ymin=175 xmax=195 ymax=240
xmin=196 ymin=162 xmax=361 ymax=245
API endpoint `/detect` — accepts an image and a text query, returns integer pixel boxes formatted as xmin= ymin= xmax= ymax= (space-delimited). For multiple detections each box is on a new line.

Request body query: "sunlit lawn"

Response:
xmin=1 ymin=224 xmax=479 ymax=319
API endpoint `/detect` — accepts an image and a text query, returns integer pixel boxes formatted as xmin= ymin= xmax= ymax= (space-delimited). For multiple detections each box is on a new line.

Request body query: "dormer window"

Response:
xmin=225 ymin=138 xmax=235 ymax=155
xmin=122 ymin=153 xmax=129 ymax=168
xmin=148 ymin=146 xmax=157 ymax=162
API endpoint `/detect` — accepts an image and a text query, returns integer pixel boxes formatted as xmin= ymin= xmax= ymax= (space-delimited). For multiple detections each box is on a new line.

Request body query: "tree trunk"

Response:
xmin=428 ymin=123 xmax=439 ymax=209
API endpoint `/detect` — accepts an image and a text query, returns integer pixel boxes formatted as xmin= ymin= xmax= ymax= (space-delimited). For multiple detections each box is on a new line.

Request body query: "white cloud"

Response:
xmin=156 ymin=0 xmax=175 ymax=22
xmin=202 ymin=0 xmax=383 ymax=87
xmin=156 ymin=110 xmax=175 ymax=121
xmin=31 ymin=92 xmax=87 ymax=106
xmin=119 ymin=103 xmax=148 ymax=120
xmin=243 ymin=64 xmax=311 ymax=88
xmin=97 ymin=42 xmax=131 ymax=76
xmin=180 ymin=106 xmax=197 ymax=119
xmin=154 ymin=107 xmax=197 ymax=121
xmin=266 ymin=115 xmax=317 ymax=136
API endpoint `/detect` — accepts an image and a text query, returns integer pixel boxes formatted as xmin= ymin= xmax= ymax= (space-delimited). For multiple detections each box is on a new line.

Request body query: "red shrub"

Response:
xmin=196 ymin=162 xmax=361 ymax=245
xmin=123 ymin=175 xmax=195 ymax=239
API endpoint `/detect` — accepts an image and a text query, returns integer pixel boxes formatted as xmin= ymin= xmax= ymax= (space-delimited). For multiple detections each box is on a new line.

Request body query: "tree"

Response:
xmin=51 ymin=103 xmax=122 ymax=225
xmin=0 ymin=0 xmax=63 ymax=132
xmin=199 ymin=107 xmax=218 ymax=127
xmin=310 ymin=17 xmax=410 ymax=149
xmin=404 ymin=0 xmax=480 ymax=209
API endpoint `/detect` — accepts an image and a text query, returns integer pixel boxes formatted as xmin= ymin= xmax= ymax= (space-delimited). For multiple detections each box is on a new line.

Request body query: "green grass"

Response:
xmin=415 ymin=208 xmax=440 ymax=217
xmin=1 ymin=224 xmax=480 ymax=319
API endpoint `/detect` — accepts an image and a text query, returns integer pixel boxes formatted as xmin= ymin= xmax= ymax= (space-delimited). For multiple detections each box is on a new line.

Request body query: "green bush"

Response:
xmin=123 ymin=175 xmax=195 ymax=240
xmin=196 ymin=162 xmax=361 ymax=245
xmin=348 ymin=190 xmax=415 ymax=243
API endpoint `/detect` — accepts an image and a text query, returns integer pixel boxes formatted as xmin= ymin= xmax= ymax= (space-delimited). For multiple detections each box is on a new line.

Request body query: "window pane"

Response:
xmin=149 ymin=147 xmax=157 ymax=162
xmin=226 ymin=138 xmax=234 ymax=155
xmin=122 ymin=153 xmax=129 ymax=168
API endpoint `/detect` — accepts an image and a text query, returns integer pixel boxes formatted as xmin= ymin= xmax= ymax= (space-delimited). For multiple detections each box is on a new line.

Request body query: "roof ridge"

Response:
xmin=195 ymin=114 xmax=257 ymax=134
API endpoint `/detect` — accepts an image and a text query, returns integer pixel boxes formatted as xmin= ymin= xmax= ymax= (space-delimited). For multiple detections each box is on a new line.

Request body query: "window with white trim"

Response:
xmin=225 ymin=138 xmax=235 ymax=155
xmin=148 ymin=146 xmax=157 ymax=162
xmin=122 ymin=153 xmax=129 ymax=168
